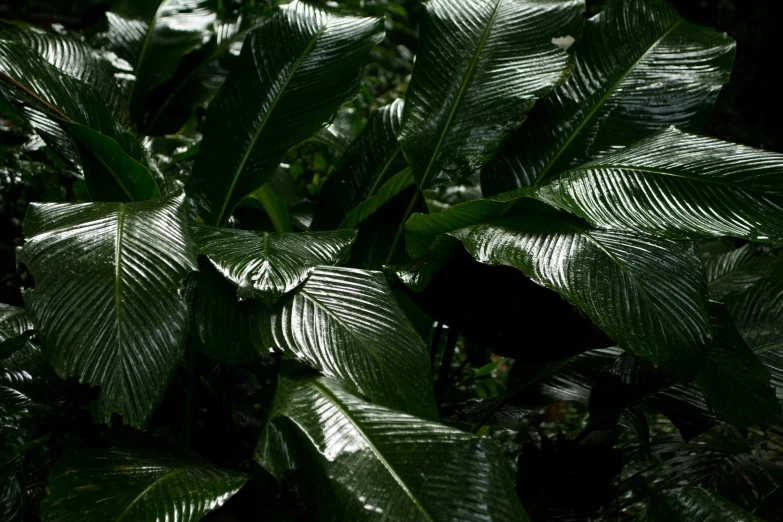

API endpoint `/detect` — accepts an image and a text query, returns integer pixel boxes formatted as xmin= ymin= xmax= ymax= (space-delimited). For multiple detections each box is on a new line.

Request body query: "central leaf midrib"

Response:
xmin=418 ymin=0 xmax=503 ymax=189
xmin=114 ymin=204 xmax=127 ymax=402
xmin=532 ymin=19 xmax=686 ymax=187
xmin=127 ymin=3 xmax=162 ymax=106
xmin=309 ymin=379 xmax=436 ymax=522
xmin=116 ymin=467 xmax=190 ymax=521
xmin=215 ymin=26 xmax=326 ymax=225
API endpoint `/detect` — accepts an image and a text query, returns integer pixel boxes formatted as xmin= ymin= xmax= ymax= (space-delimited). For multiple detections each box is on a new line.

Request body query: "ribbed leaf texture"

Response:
xmin=269 ymin=267 xmax=438 ymax=420
xmin=637 ymin=487 xmax=762 ymax=522
xmin=482 ymin=0 xmax=735 ymax=194
xmin=191 ymin=226 xmax=356 ymax=308
xmin=535 ymin=127 xmax=783 ymax=241
xmin=100 ymin=0 xmax=215 ymax=119
xmin=448 ymin=215 xmax=711 ymax=380
xmin=187 ymin=1 xmax=383 ymax=225
xmin=40 ymin=446 xmax=248 ymax=522
xmin=694 ymin=304 xmax=781 ymax=427
xmin=313 ymin=99 xmax=407 ymax=230
xmin=0 ymin=304 xmax=44 ymax=374
xmin=399 ymin=0 xmax=584 ymax=189
xmin=259 ymin=375 xmax=528 ymax=522
xmin=17 ymin=192 xmax=197 ymax=427
xmin=0 ymin=22 xmax=132 ymax=120
xmin=339 ymin=168 xmax=414 ymax=230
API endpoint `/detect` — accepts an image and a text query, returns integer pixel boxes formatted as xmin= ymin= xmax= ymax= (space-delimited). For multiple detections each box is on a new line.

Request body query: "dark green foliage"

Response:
xmin=1 ymin=0 xmax=782 ymax=520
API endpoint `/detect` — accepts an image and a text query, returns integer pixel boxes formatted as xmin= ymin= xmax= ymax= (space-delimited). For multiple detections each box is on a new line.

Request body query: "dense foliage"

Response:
xmin=1 ymin=0 xmax=782 ymax=520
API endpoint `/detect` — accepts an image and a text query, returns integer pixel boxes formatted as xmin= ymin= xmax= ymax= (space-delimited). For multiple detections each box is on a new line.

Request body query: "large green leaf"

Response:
xmin=694 ymin=304 xmax=781 ymax=427
xmin=187 ymin=1 xmax=383 ymax=225
xmin=449 ymin=214 xmax=711 ymax=380
xmin=40 ymin=446 xmax=247 ymax=522
xmin=637 ymin=487 xmax=762 ymax=522
xmin=17 ymin=192 xmax=197 ymax=427
xmin=535 ymin=128 xmax=783 ymax=241
xmin=258 ymin=375 xmax=528 ymax=521
xmin=482 ymin=0 xmax=735 ymax=195
xmin=339 ymin=168 xmax=414 ymax=230
xmin=398 ymin=0 xmax=583 ymax=189
xmin=101 ymin=0 xmax=215 ymax=120
xmin=0 ymin=22 xmax=131 ymax=119
xmin=269 ymin=267 xmax=437 ymax=420
xmin=313 ymin=99 xmax=407 ymax=230
xmin=191 ymin=225 xmax=356 ymax=307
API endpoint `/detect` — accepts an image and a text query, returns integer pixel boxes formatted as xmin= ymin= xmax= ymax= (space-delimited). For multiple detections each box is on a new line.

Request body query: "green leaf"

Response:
xmin=637 ymin=487 xmax=762 ymax=522
xmin=313 ymin=99 xmax=407 ymax=230
xmin=0 ymin=304 xmax=46 ymax=375
xmin=482 ymin=0 xmax=735 ymax=195
xmin=258 ymin=375 xmax=528 ymax=521
xmin=0 ymin=21 xmax=131 ymax=120
xmin=17 ymin=192 xmax=197 ymax=427
xmin=700 ymin=241 xmax=756 ymax=285
xmin=101 ymin=0 xmax=216 ymax=120
xmin=0 ymin=471 xmax=23 ymax=522
xmin=449 ymin=214 xmax=711 ymax=381
xmin=65 ymin=123 xmax=159 ymax=202
xmin=190 ymin=225 xmax=356 ymax=308
xmin=339 ymin=167 xmax=414 ymax=230
xmin=186 ymin=259 xmax=267 ymax=364
xmin=694 ymin=303 xmax=781 ymax=427
xmin=534 ymin=127 xmax=783 ymax=241
xmin=247 ymin=183 xmax=293 ymax=233
xmin=399 ymin=0 xmax=584 ymax=189
xmin=268 ymin=267 xmax=438 ymax=420
xmin=187 ymin=1 xmax=383 ymax=225
xmin=40 ymin=446 xmax=248 ymax=522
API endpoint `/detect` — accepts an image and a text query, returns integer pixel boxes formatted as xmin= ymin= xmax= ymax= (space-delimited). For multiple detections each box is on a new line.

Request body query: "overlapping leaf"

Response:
xmin=258 ymin=375 xmax=527 ymax=521
xmin=399 ymin=0 xmax=583 ymax=189
xmin=17 ymin=193 xmax=197 ymax=427
xmin=482 ymin=0 xmax=735 ymax=194
xmin=268 ymin=267 xmax=437 ymax=419
xmin=0 ymin=305 xmax=44 ymax=375
xmin=187 ymin=1 xmax=383 ymax=225
xmin=339 ymin=168 xmax=414 ymax=230
xmin=637 ymin=487 xmax=762 ymax=522
xmin=191 ymin=225 xmax=356 ymax=307
xmin=313 ymin=99 xmax=407 ymax=230
xmin=448 ymin=214 xmax=711 ymax=380
xmin=535 ymin=128 xmax=783 ymax=241
xmin=100 ymin=0 xmax=216 ymax=120
xmin=40 ymin=446 xmax=247 ymax=522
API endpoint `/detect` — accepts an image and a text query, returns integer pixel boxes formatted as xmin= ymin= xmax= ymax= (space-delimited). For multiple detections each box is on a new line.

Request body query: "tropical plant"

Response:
xmin=1 ymin=0 xmax=782 ymax=520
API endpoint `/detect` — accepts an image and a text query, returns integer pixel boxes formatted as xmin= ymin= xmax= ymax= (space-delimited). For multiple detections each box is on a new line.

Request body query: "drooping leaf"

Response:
xmin=65 ymin=122 xmax=160 ymax=202
xmin=100 ymin=0 xmax=216 ymax=120
xmin=0 ymin=21 xmax=132 ymax=120
xmin=700 ymin=241 xmax=756 ymax=285
xmin=694 ymin=303 xmax=781 ymax=427
xmin=637 ymin=487 xmax=762 ymax=522
xmin=187 ymin=1 xmax=383 ymax=225
xmin=258 ymin=375 xmax=528 ymax=521
xmin=40 ymin=446 xmax=247 ymax=522
xmin=338 ymin=167 xmax=414 ymax=230
xmin=0 ymin=305 xmax=46 ymax=375
xmin=186 ymin=259 xmax=267 ymax=364
xmin=247 ymin=184 xmax=293 ymax=233
xmin=534 ymin=128 xmax=783 ymax=241
xmin=312 ymin=99 xmax=407 ymax=230
xmin=398 ymin=0 xmax=584 ymax=188
xmin=449 ymin=214 xmax=711 ymax=381
xmin=482 ymin=0 xmax=735 ymax=195
xmin=190 ymin=225 xmax=356 ymax=307
xmin=17 ymin=192 xmax=197 ymax=427
xmin=268 ymin=267 xmax=437 ymax=420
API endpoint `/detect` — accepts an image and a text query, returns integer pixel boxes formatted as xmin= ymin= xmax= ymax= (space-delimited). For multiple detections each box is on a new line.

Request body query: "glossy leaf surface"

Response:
xmin=187 ymin=1 xmax=383 ymax=225
xmin=399 ymin=0 xmax=584 ymax=188
xmin=18 ymin=193 xmax=197 ymax=427
xmin=40 ymin=446 xmax=247 ymax=522
xmin=535 ymin=128 xmax=783 ymax=241
xmin=259 ymin=375 xmax=527 ymax=521
xmin=482 ymin=0 xmax=735 ymax=194
xmin=637 ymin=487 xmax=762 ymax=522
xmin=191 ymin=225 xmax=356 ymax=307
xmin=269 ymin=267 xmax=437 ymax=420
xmin=449 ymin=215 xmax=711 ymax=380
xmin=313 ymin=99 xmax=407 ymax=230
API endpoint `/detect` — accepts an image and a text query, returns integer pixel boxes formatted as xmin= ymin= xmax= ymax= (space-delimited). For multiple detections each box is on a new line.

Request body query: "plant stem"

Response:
xmin=470 ymin=397 xmax=506 ymax=434
xmin=435 ymin=326 xmax=459 ymax=409
xmin=384 ymin=190 xmax=419 ymax=266
xmin=0 ymin=72 xmax=72 ymax=122
xmin=429 ymin=321 xmax=443 ymax=368
xmin=448 ymin=345 xmax=481 ymax=381
xmin=182 ymin=346 xmax=196 ymax=448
